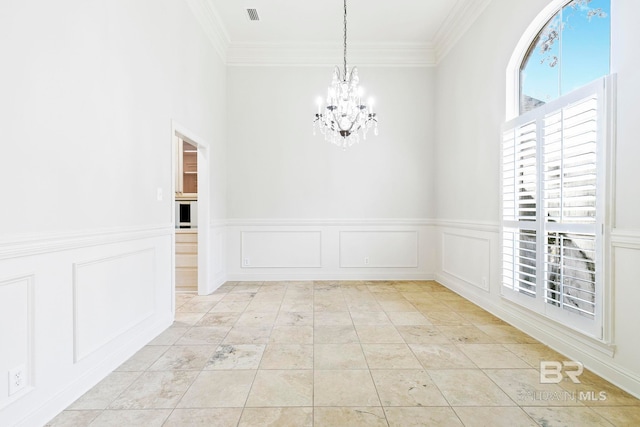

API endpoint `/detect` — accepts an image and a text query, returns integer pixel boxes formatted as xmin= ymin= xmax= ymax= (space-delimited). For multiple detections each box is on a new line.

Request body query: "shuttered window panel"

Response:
xmin=544 ymin=232 xmax=596 ymax=318
xmin=502 ymin=228 xmax=537 ymax=297
xmin=544 ymin=96 xmax=598 ymax=224
xmin=501 ymin=78 xmax=607 ymax=338
xmin=502 ymin=122 xmax=537 ymax=222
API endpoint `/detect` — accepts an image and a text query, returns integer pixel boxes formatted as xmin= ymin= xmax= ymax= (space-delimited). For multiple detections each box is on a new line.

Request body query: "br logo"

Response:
xmin=540 ymin=361 xmax=584 ymax=384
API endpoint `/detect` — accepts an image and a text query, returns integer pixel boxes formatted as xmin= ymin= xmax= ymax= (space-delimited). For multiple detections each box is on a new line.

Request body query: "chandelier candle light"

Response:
xmin=313 ymin=0 xmax=378 ymax=149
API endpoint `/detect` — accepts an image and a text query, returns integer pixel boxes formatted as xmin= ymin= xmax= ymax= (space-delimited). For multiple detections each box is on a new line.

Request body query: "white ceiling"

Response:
xmin=188 ymin=0 xmax=493 ymax=65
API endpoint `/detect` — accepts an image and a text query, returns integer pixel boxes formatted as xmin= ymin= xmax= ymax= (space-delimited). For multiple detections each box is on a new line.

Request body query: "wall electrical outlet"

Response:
xmin=364 ymin=257 xmax=370 ymax=265
xmin=8 ymin=365 xmax=26 ymax=395
xmin=243 ymin=258 xmax=250 ymax=267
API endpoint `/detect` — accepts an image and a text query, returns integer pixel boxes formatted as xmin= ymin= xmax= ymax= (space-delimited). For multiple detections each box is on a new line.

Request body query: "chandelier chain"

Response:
xmin=343 ymin=0 xmax=347 ymax=76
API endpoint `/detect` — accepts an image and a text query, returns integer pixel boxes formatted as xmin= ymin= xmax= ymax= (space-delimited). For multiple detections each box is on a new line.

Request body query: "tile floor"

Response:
xmin=47 ymin=281 xmax=640 ymax=426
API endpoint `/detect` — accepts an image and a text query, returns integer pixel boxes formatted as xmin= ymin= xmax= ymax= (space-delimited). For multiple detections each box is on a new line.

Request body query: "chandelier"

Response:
xmin=313 ymin=0 xmax=378 ymax=149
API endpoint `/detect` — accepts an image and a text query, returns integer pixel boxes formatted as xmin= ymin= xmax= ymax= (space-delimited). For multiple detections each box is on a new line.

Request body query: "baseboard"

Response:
xmin=209 ymin=272 xmax=228 ymax=292
xmin=226 ymin=272 xmax=435 ymax=282
xmin=435 ymin=273 xmax=640 ymax=400
xmin=0 ymin=226 xmax=174 ymax=427
xmin=16 ymin=316 xmax=172 ymax=427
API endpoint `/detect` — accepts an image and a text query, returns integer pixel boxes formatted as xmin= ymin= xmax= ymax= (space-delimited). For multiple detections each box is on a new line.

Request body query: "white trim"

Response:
xmin=435 ymin=219 xmax=500 ymax=233
xmin=338 ymin=230 xmax=419 ymax=269
xmin=226 ymin=218 xmax=437 ymax=227
xmin=505 ymin=0 xmax=569 ymax=120
xmin=219 ymin=218 xmax=502 ymax=230
xmin=611 ymin=229 xmax=640 ymax=249
xmin=15 ymin=318 xmax=171 ymax=427
xmin=225 ymin=219 xmax=435 ymax=282
xmin=226 ymin=43 xmax=436 ymax=67
xmin=188 ymin=0 xmax=490 ymax=67
xmin=226 ymin=272 xmax=435 ymax=282
xmin=0 ymin=225 xmax=172 ymax=260
xmin=435 ymin=218 xmax=640 ymax=398
xmin=600 ymin=73 xmax=617 ymax=344
xmin=433 ymin=0 xmax=493 ymax=63
xmin=171 ymin=120 xmax=213 ymax=296
xmin=434 ymin=271 xmax=640 ymax=400
xmin=438 ymin=269 xmax=617 ymax=356
xmin=186 ymin=0 xmax=230 ymax=63
xmin=211 ymin=221 xmax=227 ymax=229
xmin=240 ymin=230 xmax=323 ymax=269
xmin=72 ymin=249 xmax=156 ymax=363
xmin=441 ymin=232 xmax=491 ymax=291
xmin=0 ymin=275 xmax=35 ymax=409
xmin=501 ymin=78 xmax=609 ymax=338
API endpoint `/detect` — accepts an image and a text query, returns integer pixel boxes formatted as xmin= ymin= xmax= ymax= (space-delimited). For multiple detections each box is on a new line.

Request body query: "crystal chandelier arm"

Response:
xmin=333 ymin=111 xmax=358 ymax=132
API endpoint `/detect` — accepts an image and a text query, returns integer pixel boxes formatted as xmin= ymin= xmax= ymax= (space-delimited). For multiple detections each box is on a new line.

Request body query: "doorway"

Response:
xmin=175 ymin=138 xmax=198 ymax=292
xmin=171 ymin=121 xmax=211 ymax=308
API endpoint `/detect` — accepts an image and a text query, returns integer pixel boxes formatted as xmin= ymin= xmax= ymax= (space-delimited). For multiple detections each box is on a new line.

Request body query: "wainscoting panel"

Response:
xmin=441 ymin=231 xmax=490 ymax=291
xmin=226 ymin=220 xmax=434 ymax=280
xmin=73 ymin=249 xmax=156 ymax=362
xmin=434 ymin=222 xmax=640 ymax=400
xmin=339 ymin=231 xmax=419 ymax=268
xmin=0 ymin=226 xmax=173 ymax=427
xmin=611 ymin=236 xmax=640 ymax=375
xmin=241 ymin=231 xmax=322 ymax=268
xmin=0 ymin=276 xmax=34 ymax=409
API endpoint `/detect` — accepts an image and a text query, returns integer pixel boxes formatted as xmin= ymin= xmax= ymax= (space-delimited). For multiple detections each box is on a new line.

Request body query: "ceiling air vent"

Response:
xmin=246 ymin=8 xmax=260 ymax=21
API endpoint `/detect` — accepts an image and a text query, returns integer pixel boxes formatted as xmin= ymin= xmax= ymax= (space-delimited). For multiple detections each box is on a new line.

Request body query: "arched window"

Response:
xmin=501 ymin=0 xmax=613 ymax=339
xmin=520 ymin=0 xmax=610 ymax=113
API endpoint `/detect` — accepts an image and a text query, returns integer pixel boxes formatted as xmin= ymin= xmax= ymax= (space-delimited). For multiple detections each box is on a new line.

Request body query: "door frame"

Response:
xmin=171 ymin=120 xmax=211 ymax=301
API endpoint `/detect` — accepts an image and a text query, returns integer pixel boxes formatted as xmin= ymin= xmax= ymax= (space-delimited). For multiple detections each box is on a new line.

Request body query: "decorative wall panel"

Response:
xmin=339 ymin=231 xmax=419 ymax=268
xmin=241 ymin=231 xmax=322 ymax=268
xmin=442 ymin=232 xmax=490 ymax=291
xmin=73 ymin=249 xmax=155 ymax=362
xmin=0 ymin=275 xmax=33 ymax=407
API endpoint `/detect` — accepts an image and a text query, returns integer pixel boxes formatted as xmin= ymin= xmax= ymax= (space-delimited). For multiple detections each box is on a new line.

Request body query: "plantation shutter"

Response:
xmin=501 ymin=78 xmax=608 ymax=338
xmin=543 ymin=95 xmax=599 ymax=320
xmin=502 ymin=121 xmax=538 ymax=300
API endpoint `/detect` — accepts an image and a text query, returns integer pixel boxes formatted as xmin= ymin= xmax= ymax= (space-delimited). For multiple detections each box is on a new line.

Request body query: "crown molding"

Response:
xmin=186 ymin=0 xmax=230 ymax=63
xmin=433 ymin=0 xmax=493 ymax=63
xmin=226 ymin=42 xmax=436 ymax=67
xmin=187 ymin=0 xmax=490 ymax=66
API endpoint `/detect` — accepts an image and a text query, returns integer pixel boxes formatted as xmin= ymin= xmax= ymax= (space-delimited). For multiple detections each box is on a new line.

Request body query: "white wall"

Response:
xmin=607 ymin=0 xmax=640 ymax=396
xmin=0 ymin=0 xmax=226 ymax=425
xmin=226 ymin=66 xmax=435 ymax=220
xmin=434 ymin=1 xmax=549 ymax=223
xmin=225 ymin=66 xmax=435 ymax=279
xmin=610 ymin=5 xmax=640 ymax=228
xmin=433 ymin=0 xmax=640 ymax=398
xmin=0 ymin=0 xmax=226 ymax=234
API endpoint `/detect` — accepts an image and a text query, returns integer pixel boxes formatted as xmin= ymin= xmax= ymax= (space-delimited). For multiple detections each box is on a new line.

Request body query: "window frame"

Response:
xmin=501 ymin=77 xmax=613 ymax=339
xmin=505 ymin=0 xmax=609 ymax=120
xmin=502 ymin=0 xmax=615 ymax=342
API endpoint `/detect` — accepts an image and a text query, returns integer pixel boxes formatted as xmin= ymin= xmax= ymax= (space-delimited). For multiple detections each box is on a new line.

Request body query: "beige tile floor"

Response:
xmin=47 ymin=281 xmax=640 ymax=426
